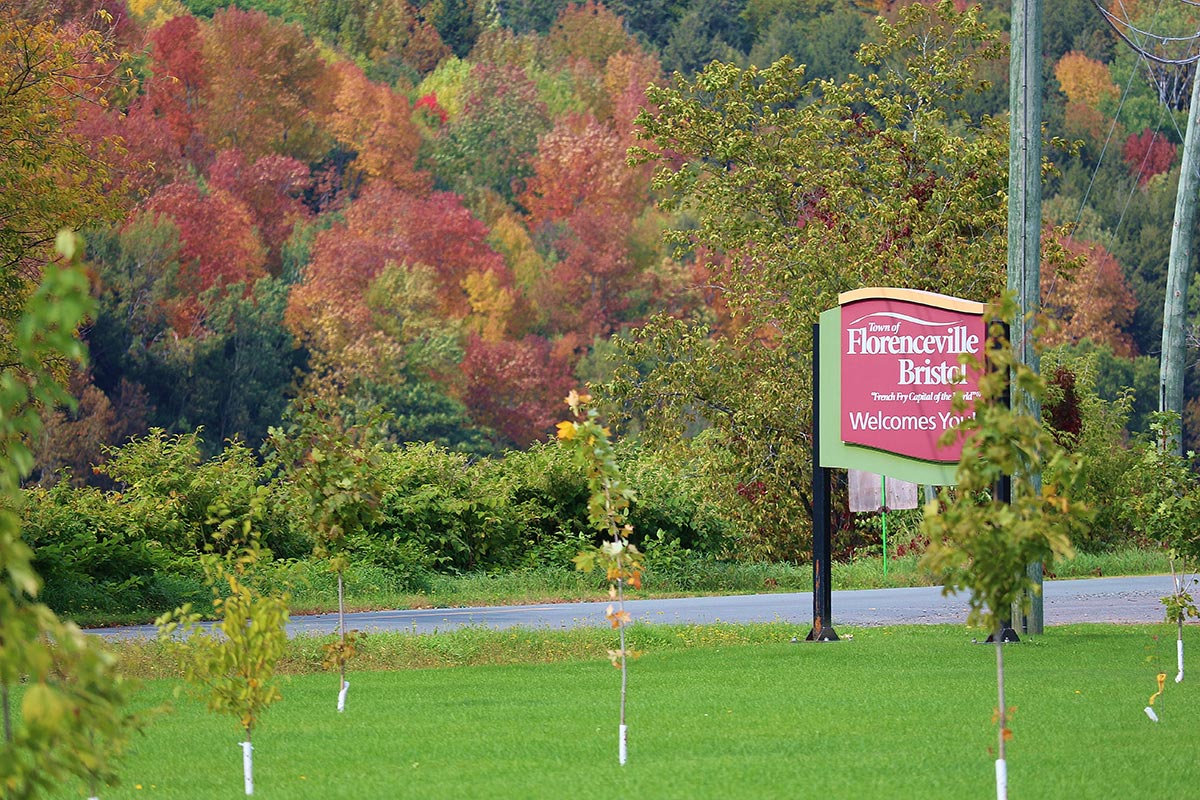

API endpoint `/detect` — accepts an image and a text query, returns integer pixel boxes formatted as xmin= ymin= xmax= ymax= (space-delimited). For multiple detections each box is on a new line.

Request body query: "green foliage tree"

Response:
xmin=156 ymin=499 xmax=289 ymax=796
xmin=749 ymin=7 xmax=868 ymax=82
xmin=430 ymin=63 xmax=551 ymax=202
xmin=609 ymin=1 xmax=1009 ymax=560
xmin=1040 ymin=346 xmax=1141 ymax=552
xmin=920 ymin=299 xmax=1090 ymax=799
xmin=1122 ymin=412 xmax=1200 ymax=684
xmin=0 ymin=233 xmax=139 ymax=799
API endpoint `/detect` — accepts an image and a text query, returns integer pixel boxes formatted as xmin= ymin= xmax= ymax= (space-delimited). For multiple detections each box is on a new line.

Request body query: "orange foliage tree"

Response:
xmin=199 ymin=8 xmax=333 ymax=162
xmin=323 ymin=61 xmax=429 ymax=193
xmin=1041 ymin=233 xmax=1138 ymax=357
xmin=520 ymin=113 xmax=654 ymax=338
xmin=1054 ymin=51 xmax=1118 ymax=107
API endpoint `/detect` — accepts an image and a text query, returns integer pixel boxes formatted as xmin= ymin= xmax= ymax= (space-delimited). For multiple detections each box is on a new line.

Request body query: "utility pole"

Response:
xmin=1008 ymin=0 xmax=1044 ymax=635
xmin=1160 ymin=62 xmax=1200 ymax=454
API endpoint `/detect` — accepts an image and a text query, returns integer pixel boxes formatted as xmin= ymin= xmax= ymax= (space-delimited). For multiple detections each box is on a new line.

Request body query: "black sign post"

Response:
xmin=807 ymin=323 xmax=838 ymax=641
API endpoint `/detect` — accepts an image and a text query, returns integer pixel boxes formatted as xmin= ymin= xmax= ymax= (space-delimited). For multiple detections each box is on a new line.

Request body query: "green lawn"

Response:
xmin=54 ymin=623 xmax=1198 ymax=799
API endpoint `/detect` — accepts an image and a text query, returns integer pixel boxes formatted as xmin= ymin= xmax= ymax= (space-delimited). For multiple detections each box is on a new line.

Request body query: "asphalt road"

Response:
xmin=90 ymin=573 xmax=1184 ymax=640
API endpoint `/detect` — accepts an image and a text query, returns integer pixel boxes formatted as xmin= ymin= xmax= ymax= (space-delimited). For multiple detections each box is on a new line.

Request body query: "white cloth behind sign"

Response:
xmin=847 ymin=470 xmax=920 ymax=512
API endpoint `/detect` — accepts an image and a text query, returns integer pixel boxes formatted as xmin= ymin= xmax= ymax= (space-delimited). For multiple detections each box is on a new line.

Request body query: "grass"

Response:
xmin=53 ymin=622 xmax=1199 ymax=799
xmin=68 ymin=545 xmax=1173 ymax=628
xmin=289 ymin=545 xmax=1171 ymax=612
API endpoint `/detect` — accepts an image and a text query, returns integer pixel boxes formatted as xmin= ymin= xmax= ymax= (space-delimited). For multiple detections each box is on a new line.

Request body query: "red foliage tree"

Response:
xmin=142 ymin=180 xmax=268 ymax=333
xmin=286 ymin=184 xmax=508 ymax=341
xmin=208 ymin=149 xmax=312 ymax=274
xmin=459 ymin=334 xmax=574 ymax=447
xmin=520 ymin=114 xmax=654 ymax=338
xmin=148 ymin=14 xmax=211 ymax=167
xmin=1122 ymin=128 xmax=1178 ymax=186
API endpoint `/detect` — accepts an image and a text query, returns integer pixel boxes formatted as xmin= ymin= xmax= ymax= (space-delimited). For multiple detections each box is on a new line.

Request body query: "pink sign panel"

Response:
xmin=839 ymin=292 xmax=986 ymax=463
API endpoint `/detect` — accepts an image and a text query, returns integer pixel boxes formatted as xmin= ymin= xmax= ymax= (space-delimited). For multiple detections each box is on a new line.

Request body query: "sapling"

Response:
xmin=558 ymin=390 xmax=644 ymax=765
xmin=920 ymin=298 xmax=1089 ymax=800
xmin=1124 ymin=413 xmax=1200 ymax=685
xmin=156 ymin=503 xmax=289 ymax=796
xmin=265 ymin=395 xmax=386 ymax=711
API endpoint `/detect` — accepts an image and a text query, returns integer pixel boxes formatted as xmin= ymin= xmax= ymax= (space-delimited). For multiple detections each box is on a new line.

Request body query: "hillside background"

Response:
xmin=7 ymin=0 xmax=1195 ymax=477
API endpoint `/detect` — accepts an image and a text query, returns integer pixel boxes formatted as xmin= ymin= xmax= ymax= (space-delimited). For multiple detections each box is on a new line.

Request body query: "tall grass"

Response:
xmin=72 ymin=546 xmax=1173 ymax=628
xmin=56 ymin=623 xmax=1198 ymax=799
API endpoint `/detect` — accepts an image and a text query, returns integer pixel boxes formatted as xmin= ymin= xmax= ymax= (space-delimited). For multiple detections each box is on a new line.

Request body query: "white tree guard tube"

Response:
xmin=241 ymin=741 xmax=254 ymax=795
xmin=995 ymin=758 xmax=1007 ymax=800
xmin=1177 ymin=638 xmax=1184 ymax=683
xmin=337 ymin=680 xmax=350 ymax=712
xmin=618 ymin=724 xmax=628 ymax=765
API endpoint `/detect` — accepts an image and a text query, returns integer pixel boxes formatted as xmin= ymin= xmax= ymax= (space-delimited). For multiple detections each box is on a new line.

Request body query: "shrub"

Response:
xmin=96 ymin=430 xmax=296 ymax=557
xmin=21 ymin=482 xmax=204 ymax=617
xmin=1042 ymin=347 xmax=1142 ymax=552
xmin=373 ymin=443 xmax=524 ymax=571
xmin=621 ymin=442 xmax=736 ymax=556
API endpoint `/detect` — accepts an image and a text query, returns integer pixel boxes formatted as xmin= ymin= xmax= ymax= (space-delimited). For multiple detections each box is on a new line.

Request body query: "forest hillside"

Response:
xmin=4 ymin=0 xmax=1195 ymax=479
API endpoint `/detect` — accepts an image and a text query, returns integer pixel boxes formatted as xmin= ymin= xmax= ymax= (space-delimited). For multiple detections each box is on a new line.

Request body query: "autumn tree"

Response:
xmin=461 ymin=334 xmax=575 ymax=448
xmin=323 ymin=61 xmax=429 ymax=194
xmin=287 ymin=184 xmax=509 ymax=338
xmin=141 ymin=180 xmax=269 ymax=334
xmin=0 ymin=9 xmax=129 ymax=368
xmin=606 ymin=2 xmax=1011 ymax=558
xmin=84 ymin=212 xmax=298 ymax=454
xmin=199 ymin=8 xmax=334 ymax=163
xmin=1054 ymin=50 xmax=1118 ymax=107
xmin=31 ymin=366 xmax=146 ymax=486
xmin=519 ymin=112 xmax=657 ymax=339
xmin=1122 ymin=128 xmax=1178 ymax=186
xmin=207 ymin=149 xmax=313 ymax=274
xmin=304 ymin=264 xmax=486 ymax=451
xmin=545 ymin=1 xmax=637 ymax=70
xmin=1041 ymin=234 xmax=1138 ymax=357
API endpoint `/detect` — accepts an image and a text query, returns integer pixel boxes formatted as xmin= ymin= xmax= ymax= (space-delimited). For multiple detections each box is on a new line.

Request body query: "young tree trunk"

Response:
xmin=995 ymin=627 xmax=1008 ymax=800
xmin=337 ymin=569 xmax=349 ymax=712
xmin=241 ymin=730 xmax=254 ymax=795
xmin=1172 ymin=562 xmax=1185 ymax=683
xmin=617 ymin=567 xmax=628 ymax=766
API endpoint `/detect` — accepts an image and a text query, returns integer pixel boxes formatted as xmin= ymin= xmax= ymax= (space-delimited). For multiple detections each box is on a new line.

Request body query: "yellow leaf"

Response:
xmin=556 ymin=421 xmax=577 ymax=441
xmin=21 ymin=684 xmax=68 ymax=728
